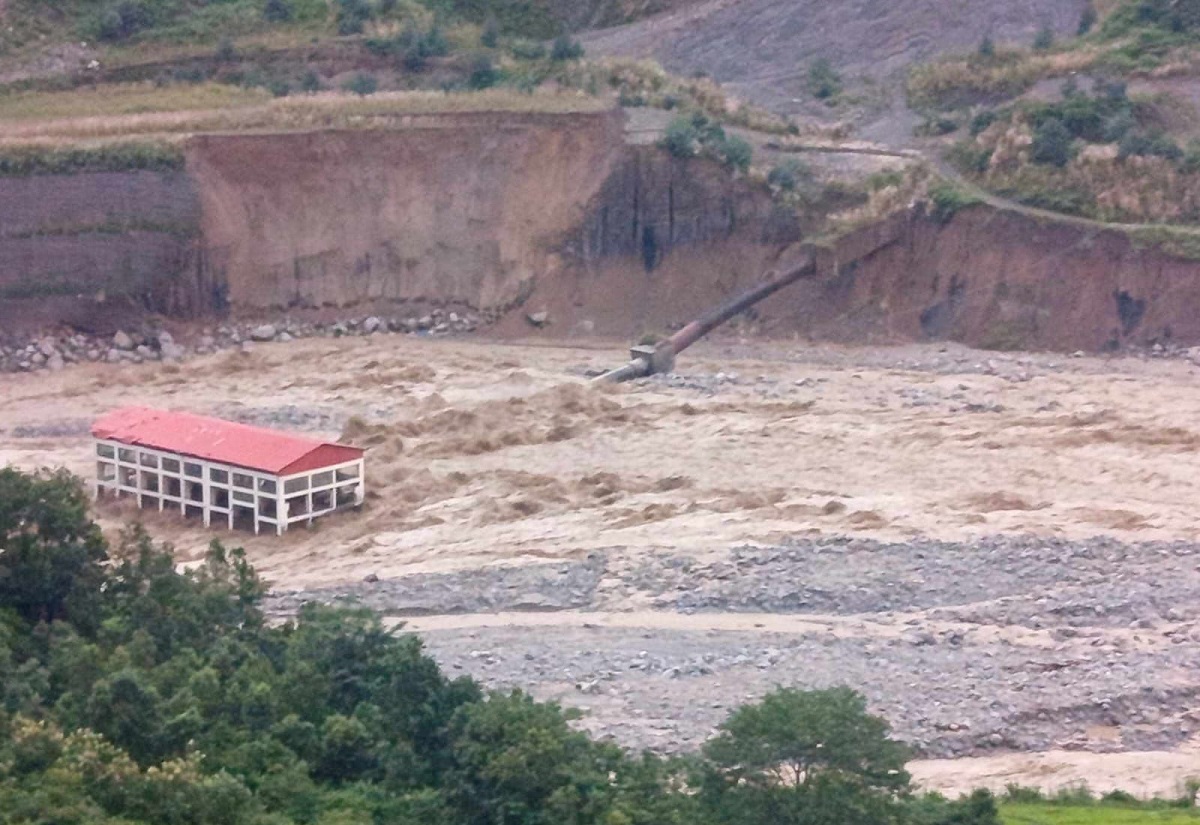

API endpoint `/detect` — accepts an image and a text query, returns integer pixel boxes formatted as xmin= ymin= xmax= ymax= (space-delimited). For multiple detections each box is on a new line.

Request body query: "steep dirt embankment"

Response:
xmin=188 ymin=111 xmax=628 ymax=314
xmin=784 ymin=206 xmax=1200 ymax=352
xmin=506 ymin=144 xmax=802 ymax=337
xmin=187 ymin=109 xmax=797 ymax=332
xmin=0 ymin=170 xmax=202 ymax=335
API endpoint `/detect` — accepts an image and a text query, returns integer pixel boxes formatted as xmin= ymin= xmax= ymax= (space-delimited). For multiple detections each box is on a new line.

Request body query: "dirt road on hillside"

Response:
xmin=5 ymin=335 xmax=1200 ymax=794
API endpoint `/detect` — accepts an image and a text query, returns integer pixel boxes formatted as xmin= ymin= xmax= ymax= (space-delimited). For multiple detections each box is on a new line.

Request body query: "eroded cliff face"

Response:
xmin=0 ymin=171 xmax=200 ymax=334
xmin=187 ymin=111 xmax=629 ymax=314
xmin=9 ymin=111 xmax=1200 ymax=354
xmin=783 ymin=206 xmax=1200 ymax=352
xmin=506 ymin=144 xmax=802 ymax=337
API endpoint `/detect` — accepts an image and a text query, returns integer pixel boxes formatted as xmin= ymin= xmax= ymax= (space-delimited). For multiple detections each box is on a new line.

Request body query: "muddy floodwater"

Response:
xmin=5 ymin=334 xmax=1200 ymax=796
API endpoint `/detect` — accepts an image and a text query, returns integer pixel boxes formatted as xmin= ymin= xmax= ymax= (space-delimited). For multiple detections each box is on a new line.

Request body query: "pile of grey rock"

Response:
xmin=0 ymin=308 xmax=484 ymax=374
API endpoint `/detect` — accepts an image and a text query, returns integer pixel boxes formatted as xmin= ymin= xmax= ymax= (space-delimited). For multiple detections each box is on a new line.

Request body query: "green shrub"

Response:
xmin=1118 ymin=130 xmax=1183 ymax=160
xmin=1102 ymin=108 xmax=1136 ymax=141
xmin=978 ymin=34 xmax=995 ymax=57
xmin=481 ymin=14 xmax=500 ymax=47
xmin=1003 ymin=784 xmax=1046 ymax=803
xmin=300 ymin=69 xmax=321 ymax=92
xmin=1033 ymin=25 xmax=1055 ymax=50
xmin=424 ymin=25 xmax=450 ymax=57
xmin=715 ymin=134 xmax=752 ymax=171
xmin=0 ymin=142 xmax=185 ymax=176
xmin=867 ymin=169 xmax=906 ymax=190
xmin=807 ymin=58 xmax=842 ymax=99
xmin=928 ymin=181 xmax=982 ymax=223
xmin=368 ymin=25 xmax=450 ymax=71
xmin=948 ymin=141 xmax=993 ymax=173
xmin=1030 ymin=117 xmax=1073 ymax=166
xmin=91 ymin=0 xmax=157 ymax=41
xmin=510 ymin=39 xmax=547 ymax=59
xmin=1078 ymin=4 xmax=1098 ymax=34
xmin=767 ymin=158 xmax=810 ymax=191
xmin=343 ymin=72 xmax=378 ymax=96
xmin=263 ymin=0 xmax=294 ymax=23
xmin=918 ymin=114 xmax=960 ymax=135
xmin=662 ymin=116 xmax=699 ymax=158
xmin=970 ymin=108 xmax=998 ymax=135
xmin=467 ymin=54 xmax=498 ymax=89
xmin=550 ymin=34 xmax=585 ymax=61
xmin=215 ymin=36 xmax=237 ymax=62
xmin=1007 ymin=183 xmax=1096 ymax=215
xmin=336 ymin=0 xmax=371 ymax=35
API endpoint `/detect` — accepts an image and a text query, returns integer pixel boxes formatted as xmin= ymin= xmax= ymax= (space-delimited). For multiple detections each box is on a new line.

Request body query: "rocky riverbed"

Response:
xmin=265 ymin=534 xmax=1200 ymax=759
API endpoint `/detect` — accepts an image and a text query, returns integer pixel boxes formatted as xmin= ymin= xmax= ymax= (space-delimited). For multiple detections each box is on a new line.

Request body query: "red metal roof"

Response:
xmin=92 ymin=407 xmax=363 ymax=476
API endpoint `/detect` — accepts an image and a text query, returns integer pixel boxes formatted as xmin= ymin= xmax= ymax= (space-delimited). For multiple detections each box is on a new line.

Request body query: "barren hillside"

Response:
xmin=583 ymin=0 xmax=1088 ymax=132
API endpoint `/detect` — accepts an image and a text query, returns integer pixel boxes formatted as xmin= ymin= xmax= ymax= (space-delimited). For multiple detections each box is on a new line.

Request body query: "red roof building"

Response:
xmin=92 ymin=406 xmax=365 ymax=534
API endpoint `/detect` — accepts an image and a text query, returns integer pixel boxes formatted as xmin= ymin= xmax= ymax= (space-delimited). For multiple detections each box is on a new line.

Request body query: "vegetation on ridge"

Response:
xmin=907 ymin=0 xmax=1200 ymax=227
xmin=0 ymin=466 xmax=1015 ymax=825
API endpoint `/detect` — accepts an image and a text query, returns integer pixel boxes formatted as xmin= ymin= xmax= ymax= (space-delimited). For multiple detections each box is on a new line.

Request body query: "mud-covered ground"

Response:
xmin=5 ymin=334 xmax=1200 ymax=795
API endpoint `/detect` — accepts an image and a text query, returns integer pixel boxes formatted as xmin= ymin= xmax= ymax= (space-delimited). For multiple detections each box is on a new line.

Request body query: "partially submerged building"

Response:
xmin=92 ymin=407 xmax=365 ymax=534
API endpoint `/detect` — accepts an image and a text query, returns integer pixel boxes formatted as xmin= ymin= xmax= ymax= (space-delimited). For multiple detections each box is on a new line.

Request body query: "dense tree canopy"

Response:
xmin=0 ymin=469 xmax=998 ymax=825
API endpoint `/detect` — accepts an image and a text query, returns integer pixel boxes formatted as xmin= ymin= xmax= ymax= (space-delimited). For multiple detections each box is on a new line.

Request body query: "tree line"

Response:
xmin=0 ymin=468 xmax=996 ymax=825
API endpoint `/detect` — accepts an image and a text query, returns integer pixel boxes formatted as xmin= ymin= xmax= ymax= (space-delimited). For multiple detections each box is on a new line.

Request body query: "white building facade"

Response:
xmin=93 ymin=407 xmax=365 ymax=535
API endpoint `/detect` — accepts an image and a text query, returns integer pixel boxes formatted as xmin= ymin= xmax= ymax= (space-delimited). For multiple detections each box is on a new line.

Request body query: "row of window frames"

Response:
xmin=96 ymin=447 xmax=358 ymax=492
xmin=99 ymin=467 xmax=351 ymax=509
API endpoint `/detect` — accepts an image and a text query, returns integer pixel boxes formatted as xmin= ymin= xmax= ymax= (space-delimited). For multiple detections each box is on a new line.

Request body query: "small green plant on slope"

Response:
xmin=928 ymin=180 xmax=982 ymax=223
xmin=551 ymin=34 xmax=585 ymax=61
xmin=807 ymin=57 xmax=842 ymax=100
xmin=660 ymin=113 xmax=754 ymax=170
xmin=1033 ymin=24 xmax=1055 ymax=51
xmin=343 ymin=71 xmax=377 ymax=96
xmin=1030 ymin=117 xmax=1073 ymax=166
xmin=768 ymin=158 xmax=811 ymax=192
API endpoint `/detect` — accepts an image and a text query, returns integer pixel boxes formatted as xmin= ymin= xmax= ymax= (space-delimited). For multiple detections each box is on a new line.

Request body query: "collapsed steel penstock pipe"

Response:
xmin=594 ymin=258 xmax=816 ymax=383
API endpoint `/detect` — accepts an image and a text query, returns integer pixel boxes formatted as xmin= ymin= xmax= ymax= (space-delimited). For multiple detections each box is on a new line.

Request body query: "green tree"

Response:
xmin=977 ymin=34 xmax=995 ymax=58
xmin=0 ymin=468 xmax=107 ymax=634
xmin=448 ymin=690 xmax=625 ymax=825
xmin=481 ymin=15 xmax=500 ymax=48
xmin=806 ymin=58 xmax=842 ymax=100
xmin=698 ymin=688 xmax=910 ymax=825
xmin=336 ymin=0 xmax=371 ymax=35
xmin=468 ymin=55 xmax=498 ymax=89
xmin=263 ymin=0 xmax=294 ymax=23
xmin=550 ymin=35 xmax=584 ymax=61
xmin=343 ymin=72 xmax=378 ymax=96
xmin=768 ymin=159 xmax=810 ymax=191
xmin=662 ymin=117 xmax=699 ymax=158
xmin=1078 ymin=4 xmax=1098 ymax=34
xmin=716 ymin=135 xmax=753 ymax=172
xmin=1030 ymin=117 xmax=1073 ymax=166
xmin=1033 ymin=25 xmax=1054 ymax=50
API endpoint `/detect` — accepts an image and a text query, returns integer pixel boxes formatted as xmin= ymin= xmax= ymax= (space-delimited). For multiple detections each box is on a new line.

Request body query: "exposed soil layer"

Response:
xmin=780 ymin=206 xmax=1200 ymax=352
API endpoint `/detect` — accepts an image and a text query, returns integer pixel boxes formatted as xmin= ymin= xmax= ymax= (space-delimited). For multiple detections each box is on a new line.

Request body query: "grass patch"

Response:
xmin=0 ymin=82 xmax=272 ymax=121
xmin=927 ymin=179 xmax=982 ymax=223
xmin=0 ymin=141 xmax=184 ymax=176
xmin=1001 ymin=803 xmax=1200 ymax=824
xmin=1129 ymin=225 xmax=1200 ymax=260
xmin=0 ymin=89 xmax=614 ymax=144
xmin=558 ymin=58 xmax=796 ymax=135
